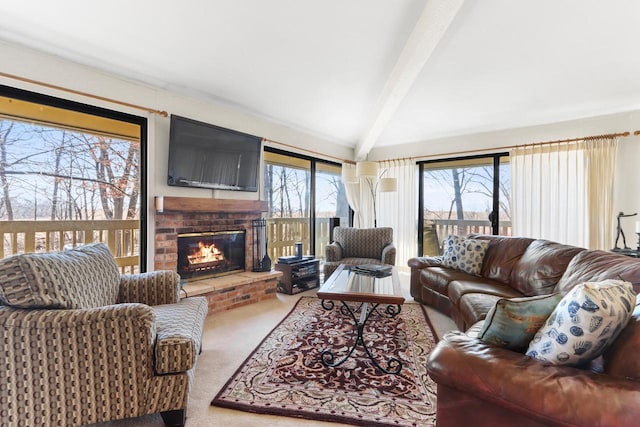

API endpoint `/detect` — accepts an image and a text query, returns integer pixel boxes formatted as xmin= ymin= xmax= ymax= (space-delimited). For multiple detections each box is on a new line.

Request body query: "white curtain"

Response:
xmin=511 ymin=137 xmax=618 ymax=249
xmin=341 ymin=163 xmax=364 ymax=227
xmin=584 ymin=137 xmax=618 ymax=250
xmin=377 ymin=159 xmax=417 ymax=272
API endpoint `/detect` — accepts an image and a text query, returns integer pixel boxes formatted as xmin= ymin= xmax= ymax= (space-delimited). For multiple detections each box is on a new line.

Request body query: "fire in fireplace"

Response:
xmin=177 ymin=230 xmax=246 ymax=280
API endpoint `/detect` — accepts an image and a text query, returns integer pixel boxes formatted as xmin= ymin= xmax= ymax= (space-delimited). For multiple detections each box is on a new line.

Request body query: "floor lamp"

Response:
xmin=353 ymin=161 xmax=397 ymax=227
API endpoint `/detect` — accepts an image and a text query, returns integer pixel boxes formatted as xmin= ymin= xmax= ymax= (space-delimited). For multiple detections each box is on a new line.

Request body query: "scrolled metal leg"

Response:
xmin=385 ymin=304 xmax=402 ymax=318
xmin=320 ymin=301 xmax=403 ymax=374
xmin=321 ymin=301 xmax=360 ymax=368
xmin=321 ymin=299 xmax=334 ymax=310
xmin=370 ymin=303 xmax=402 ymax=318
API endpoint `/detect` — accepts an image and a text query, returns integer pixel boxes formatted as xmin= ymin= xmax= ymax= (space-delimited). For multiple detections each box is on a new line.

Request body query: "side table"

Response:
xmin=274 ymin=258 xmax=320 ymax=294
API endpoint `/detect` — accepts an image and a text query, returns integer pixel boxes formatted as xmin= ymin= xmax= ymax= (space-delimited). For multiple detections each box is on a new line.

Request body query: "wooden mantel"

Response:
xmin=157 ymin=196 xmax=267 ymax=214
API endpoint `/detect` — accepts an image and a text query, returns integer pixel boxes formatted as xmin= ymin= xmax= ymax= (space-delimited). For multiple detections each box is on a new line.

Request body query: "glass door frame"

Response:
xmin=417 ymin=152 xmax=508 ymax=256
xmin=264 ymin=146 xmax=351 ymax=257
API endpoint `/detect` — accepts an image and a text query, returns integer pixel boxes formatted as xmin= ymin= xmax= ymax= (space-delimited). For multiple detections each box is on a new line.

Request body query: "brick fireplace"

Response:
xmin=154 ymin=197 xmax=281 ymax=314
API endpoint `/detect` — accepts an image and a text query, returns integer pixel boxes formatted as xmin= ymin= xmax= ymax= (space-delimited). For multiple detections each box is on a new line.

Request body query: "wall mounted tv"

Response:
xmin=167 ymin=115 xmax=262 ymax=192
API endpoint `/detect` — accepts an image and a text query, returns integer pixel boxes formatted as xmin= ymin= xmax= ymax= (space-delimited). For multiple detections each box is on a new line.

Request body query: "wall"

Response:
xmin=0 ymin=40 xmax=353 ymax=270
xmin=2 ymin=39 xmax=638 ymax=263
xmin=370 ymin=112 xmax=640 ymax=247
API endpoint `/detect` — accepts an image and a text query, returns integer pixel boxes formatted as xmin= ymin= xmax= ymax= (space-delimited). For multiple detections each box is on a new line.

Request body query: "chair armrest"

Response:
xmin=118 ymin=270 xmax=181 ymax=306
xmin=381 ymin=244 xmax=396 ymax=265
xmin=0 ymin=304 xmax=157 ymax=424
xmin=407 ymin=256 xmax=442 ymax=269
xmin=427 ymin=331 xmax=640 ymax=427
xmin=325 ymin=242 xmax=343 ymax=262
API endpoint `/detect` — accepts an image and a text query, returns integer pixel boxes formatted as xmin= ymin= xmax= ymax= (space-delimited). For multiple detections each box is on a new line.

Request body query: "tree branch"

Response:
xmin=2 ymin=170 xmax=130 ymax=196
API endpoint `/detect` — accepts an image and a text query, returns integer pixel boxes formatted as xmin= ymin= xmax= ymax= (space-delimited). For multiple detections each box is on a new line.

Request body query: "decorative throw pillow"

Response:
xmin=442 ymin=235 xmax=489 ymax=276
xmin=0 ymin=242 xmax=120 ymax=309
xmin=478 ymin=293 xmax=563 ymax=351
xmin=526 ymin=279 xmax=635 ymax=366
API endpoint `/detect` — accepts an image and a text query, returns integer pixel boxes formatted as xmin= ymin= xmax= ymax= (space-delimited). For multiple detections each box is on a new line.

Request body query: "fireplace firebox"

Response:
xmin=177 ymin=230 xmax=246 ymax=280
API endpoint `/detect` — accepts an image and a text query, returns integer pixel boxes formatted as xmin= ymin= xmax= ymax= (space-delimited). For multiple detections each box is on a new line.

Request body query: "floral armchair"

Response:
xmin=0 ymin=243 xmax=208 ymax=427
xmin=323 ymin=226 xmax=396 ymax=279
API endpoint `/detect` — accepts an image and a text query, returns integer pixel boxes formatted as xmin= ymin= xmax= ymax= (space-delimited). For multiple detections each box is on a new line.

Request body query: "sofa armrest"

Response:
xmin=118 ymin=270 xmax=181 ymax=306
xmin=0 ymin=304 xmax=157 ymax=425
xmin=325 ymin=242 xmax=343 ymax=262
xmin=427 ymin=331 xmax=640 ymax=427
xmin=381 ymin=244 xmax=396 ymax=265
xmin=408 ymin=256 xmax=442 ymax=269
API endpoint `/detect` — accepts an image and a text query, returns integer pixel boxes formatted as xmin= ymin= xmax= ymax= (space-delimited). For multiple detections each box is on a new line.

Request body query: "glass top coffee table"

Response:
xmin=316 ymin=264 xmax=405 ymax=374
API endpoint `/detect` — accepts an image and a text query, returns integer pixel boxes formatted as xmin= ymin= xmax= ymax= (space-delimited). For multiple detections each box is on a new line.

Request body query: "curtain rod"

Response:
xmin=0 ymin=71 xmax=169 ymax=117
xmin=382 ymin=130 xmax=636 ymax=163
xmin=268 ymin=130 xmax=636 ymax=165
xmin=262 ymin=137 xmax=351 ymax=163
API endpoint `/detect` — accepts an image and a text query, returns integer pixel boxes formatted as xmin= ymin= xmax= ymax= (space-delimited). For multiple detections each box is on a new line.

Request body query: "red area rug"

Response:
xmin=211 ymin=296 xmax=438 ymax=426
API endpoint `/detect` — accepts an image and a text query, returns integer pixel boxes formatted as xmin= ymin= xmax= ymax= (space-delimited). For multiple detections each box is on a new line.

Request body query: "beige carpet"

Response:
xmin=91 ymin=272 xmax=457 ymax=427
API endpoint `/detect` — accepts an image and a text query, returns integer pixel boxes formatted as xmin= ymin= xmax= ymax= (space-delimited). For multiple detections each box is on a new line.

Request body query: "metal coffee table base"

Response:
xmin=320 ymin=299 xmax=403 ymax=375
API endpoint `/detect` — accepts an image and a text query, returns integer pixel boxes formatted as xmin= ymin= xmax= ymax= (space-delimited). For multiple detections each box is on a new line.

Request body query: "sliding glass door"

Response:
xmin=263 ymin=148 xmax=349 ymax=265
xmin=0 ymin=85 xmax=146 ymax=271
xmin=418 ymin=154 xmax=510 ymax=256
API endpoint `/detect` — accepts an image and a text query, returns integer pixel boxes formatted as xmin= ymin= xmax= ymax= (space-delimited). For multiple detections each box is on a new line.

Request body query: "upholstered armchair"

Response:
xmin=323 ymin=227 xmax=396 ymax=279
xmin=0 ymin=243 xmax=208 ymax=427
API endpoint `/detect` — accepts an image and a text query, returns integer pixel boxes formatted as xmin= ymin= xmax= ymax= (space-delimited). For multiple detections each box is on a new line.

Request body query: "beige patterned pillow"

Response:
xmin=0 ymin=242 xmax=120 ymax=309
xmin=442 ymin=235 xmax=489 ymax=276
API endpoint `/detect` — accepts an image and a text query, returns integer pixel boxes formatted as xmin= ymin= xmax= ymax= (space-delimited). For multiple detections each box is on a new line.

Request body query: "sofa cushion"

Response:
xmin=442 ymin=235 xmax=489 ymax=276
xmin=457 ymin=293 xmax=503 ymax=330
xmin=153 ymin=296 xmax=208 ymax=374
xmin=447 ymin=278 xmax=522 ymax=307
xmin=510 ymin=240 xmax=585 ymax=296
xmin=470 ymin=235 xmax=535 ymax=285
xmin=602 ymin=294 xmax=640 ymax=380
xmin=478 ymin=293 xmax=563 ymax=351
xmin=526 ymin=280 xmax=635 ymax=366
xmin=0 ymin=242 xmax=120 ymax=309
xmin=420 ymin=267 xmax=478 ymax=295
xmin=556 ymin=249 xmax=640 ymax=294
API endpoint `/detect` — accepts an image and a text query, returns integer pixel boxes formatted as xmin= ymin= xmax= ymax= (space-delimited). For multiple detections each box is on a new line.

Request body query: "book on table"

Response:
xmin=352 ymin=264 xmax=392 ymax=275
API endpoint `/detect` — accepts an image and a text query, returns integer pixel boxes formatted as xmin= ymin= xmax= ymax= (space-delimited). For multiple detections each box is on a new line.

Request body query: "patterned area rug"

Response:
xmin=211 ymin=296 xmax=438 ymax=426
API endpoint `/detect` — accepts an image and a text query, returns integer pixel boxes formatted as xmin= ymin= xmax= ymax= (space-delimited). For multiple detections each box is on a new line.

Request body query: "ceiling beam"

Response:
xmin=354 ymin=0 xmax=465 ymax=160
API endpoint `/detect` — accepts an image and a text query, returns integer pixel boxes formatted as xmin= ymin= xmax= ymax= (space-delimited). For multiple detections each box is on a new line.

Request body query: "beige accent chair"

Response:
xmin=0 ymin=243 xmax=208 ymax=427
xmin=324 ymin=227 xmax=396 ymax=279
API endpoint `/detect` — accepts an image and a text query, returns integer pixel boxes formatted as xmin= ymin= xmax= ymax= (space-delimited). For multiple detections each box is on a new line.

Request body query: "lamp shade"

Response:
xmin=379 ymin=177 xmax=397 ymax=192
xmin=341 ymin=165 xmax=358 ymax=183
xmin=356 ymin=161 xmax=378 ymax=178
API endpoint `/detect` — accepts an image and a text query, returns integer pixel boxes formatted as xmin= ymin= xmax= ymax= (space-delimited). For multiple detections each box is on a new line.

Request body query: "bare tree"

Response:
xmin=464 ymin=166 xmax=511 ymax=220
xmin=451 ymin=168 xmax=465 ymax=220
xmin=0 ymin=120 xmax=15 ymax=220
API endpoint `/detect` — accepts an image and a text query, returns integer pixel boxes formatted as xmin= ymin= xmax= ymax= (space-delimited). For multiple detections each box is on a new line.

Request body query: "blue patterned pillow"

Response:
xmin=478 ymin=293 xmax=563 ymax=351
xmin=442 ymin=235 xmax=489 ymax=276
xmin=526 ymin=280 xmax=635 ymax=366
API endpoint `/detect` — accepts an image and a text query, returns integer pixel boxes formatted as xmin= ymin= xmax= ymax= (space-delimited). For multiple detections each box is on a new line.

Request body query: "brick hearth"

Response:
xmin=154 ymin=197 xmax=281 ymax=314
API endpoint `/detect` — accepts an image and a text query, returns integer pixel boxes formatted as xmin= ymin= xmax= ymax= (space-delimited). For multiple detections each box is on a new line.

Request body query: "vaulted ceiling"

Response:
xmin=1 ymin=0 xmax=639 ymax=159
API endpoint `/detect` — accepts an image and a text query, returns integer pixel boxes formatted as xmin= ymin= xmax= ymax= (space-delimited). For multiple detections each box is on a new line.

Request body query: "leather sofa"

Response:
xmin=409 ymin=234 xmax=640 ymax=330
xmin=0 ymin=243 xmax=208 ymax=427
xmin=409 ymin=235 xmax=640 ymax=426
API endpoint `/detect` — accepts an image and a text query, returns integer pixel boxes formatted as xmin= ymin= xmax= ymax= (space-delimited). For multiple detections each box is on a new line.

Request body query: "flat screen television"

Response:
xmin=167 ymin=115 xmax=261 ymax=192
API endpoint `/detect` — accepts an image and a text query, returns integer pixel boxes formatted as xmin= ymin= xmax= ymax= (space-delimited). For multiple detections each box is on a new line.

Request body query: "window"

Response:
xmin=263 ymin=148 xmax=349 ymax=265
xmin=418 ymin=153 xmax=510 ymax=256
xmin=0 ymin=85 xmax=146 ymax=271
xmin=314 ymin=161 xmax=350 ymax=255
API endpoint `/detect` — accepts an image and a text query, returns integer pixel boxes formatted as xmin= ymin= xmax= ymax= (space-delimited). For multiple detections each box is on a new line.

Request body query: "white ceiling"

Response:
xmin=1 ymin=0 xmax=639 ymax=158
